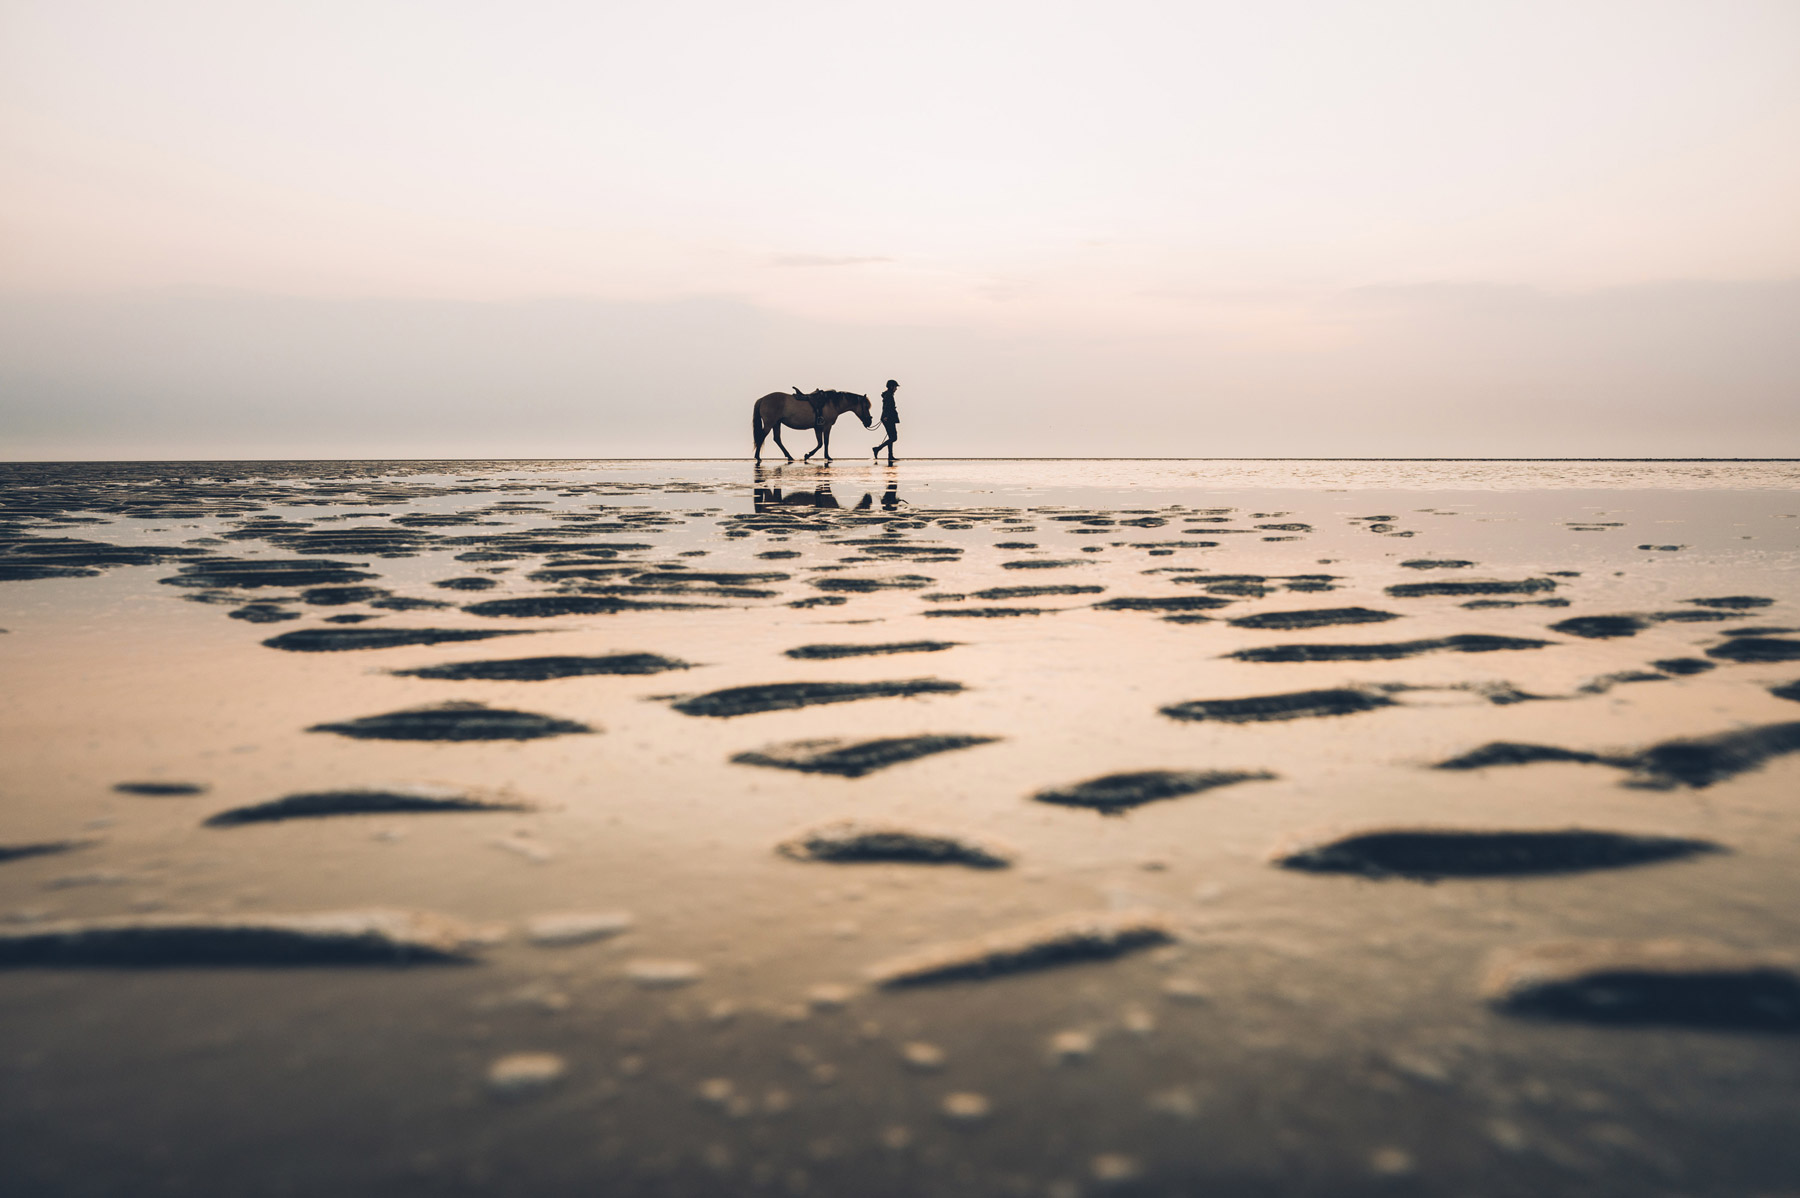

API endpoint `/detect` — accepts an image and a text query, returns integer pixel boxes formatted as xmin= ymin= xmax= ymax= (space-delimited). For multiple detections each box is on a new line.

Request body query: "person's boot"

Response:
xmin=872 ymin=447 xmax=880 ymax=460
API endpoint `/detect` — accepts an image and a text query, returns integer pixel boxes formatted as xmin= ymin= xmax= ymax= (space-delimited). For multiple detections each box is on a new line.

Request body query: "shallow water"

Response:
xmin=2 ymin=458 xmax=1799 ymax=1196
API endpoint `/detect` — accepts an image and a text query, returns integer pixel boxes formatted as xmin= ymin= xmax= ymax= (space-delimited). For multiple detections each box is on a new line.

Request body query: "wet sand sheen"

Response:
xmin=1 ymin=459 xmax=1797 ymax=1198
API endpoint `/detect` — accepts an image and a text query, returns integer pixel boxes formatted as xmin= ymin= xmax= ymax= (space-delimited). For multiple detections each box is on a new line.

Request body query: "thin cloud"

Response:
xmin=769 ymin=254 xmax=894 ymax=268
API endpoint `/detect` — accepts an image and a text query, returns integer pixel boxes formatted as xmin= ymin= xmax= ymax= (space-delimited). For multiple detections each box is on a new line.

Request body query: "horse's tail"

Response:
xmin=753 ymin=403 xmax=767 ymax=452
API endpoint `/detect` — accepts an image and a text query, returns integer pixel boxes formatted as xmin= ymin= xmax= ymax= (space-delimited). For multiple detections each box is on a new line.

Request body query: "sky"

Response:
xmin=2 ymin=0 xmax=1797 ymax=458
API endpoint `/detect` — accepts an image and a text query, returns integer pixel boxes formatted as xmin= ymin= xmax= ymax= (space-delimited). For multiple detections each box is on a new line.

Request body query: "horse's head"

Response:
xmin=850 ymin=393 xmax=873 ymax=428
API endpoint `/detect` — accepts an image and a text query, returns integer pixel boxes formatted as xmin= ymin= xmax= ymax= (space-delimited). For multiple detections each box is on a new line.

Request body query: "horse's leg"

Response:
xmin=770 ymin=422 xmax=795 ymax=462
xmin=819 ymin=420 xmax=833 ymax=463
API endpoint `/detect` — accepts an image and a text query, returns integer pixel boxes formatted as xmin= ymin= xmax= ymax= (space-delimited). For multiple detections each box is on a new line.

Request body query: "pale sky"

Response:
xmin=3 ymin=0 xmax=1797 ymax=457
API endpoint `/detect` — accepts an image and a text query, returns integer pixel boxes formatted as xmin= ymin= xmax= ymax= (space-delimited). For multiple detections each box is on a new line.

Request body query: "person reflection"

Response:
xmin=881 ymin=481 xmax=905 ymax=510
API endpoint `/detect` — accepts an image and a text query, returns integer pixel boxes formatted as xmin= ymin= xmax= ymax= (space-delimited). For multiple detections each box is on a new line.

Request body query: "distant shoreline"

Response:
xmin=3 ymin=457 xmax=1797 ymax=466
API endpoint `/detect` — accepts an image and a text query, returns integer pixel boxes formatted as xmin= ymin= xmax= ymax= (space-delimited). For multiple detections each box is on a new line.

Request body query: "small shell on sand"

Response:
xmin=625 ymin=958 xmax=703 ymax=988
xmin=1091 ymin=1153 xmax=1143 ymax=1187
xmin=1481 ymin=939 xmax=1800 ymax=1029
xmin=525 ymin=911 xmax=634 ymax=946
xmin=806 ymin=983 xmax=855 ymax=1010
xmin=1048 ymin=1029 xmax=1095 ymax=1063
xmin=486 ymin=1052 xmax=567 ymax=1099
xmin=941 ymin=1091 xmax=992 ymax=1123
xmin=0 ymin=909 xmax=482 ymax=966
xmin=777 ymin=820 xmax=1014 ymax=869
xmin=866 ymin=909 xmax=1177 ymax=987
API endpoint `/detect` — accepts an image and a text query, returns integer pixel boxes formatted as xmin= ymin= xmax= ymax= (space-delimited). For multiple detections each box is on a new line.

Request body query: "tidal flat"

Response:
xmin=1 ymin=457 xmax=1798 ymax=1197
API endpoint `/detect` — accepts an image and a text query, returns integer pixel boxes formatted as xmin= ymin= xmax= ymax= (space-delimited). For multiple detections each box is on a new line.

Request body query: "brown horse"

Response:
xmin=752 ymin=388 xmax=873 ymax=463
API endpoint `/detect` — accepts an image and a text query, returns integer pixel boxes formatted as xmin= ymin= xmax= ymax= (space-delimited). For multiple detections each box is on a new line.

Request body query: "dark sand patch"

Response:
xmin=1630 ymin=721 xmax=1800 ymax=788
xmin=1162 ymin=688 xmax=1395 ymax=723
xmin=239 ymin=527 xmax=441 ymax=558
xmin=1773 ymin=681 xmax=1800 ymax=703
xmin=462 ymin=595 xmax=717 ymax=617
xmin=1188 ymin=580 xmax=1270 ymax=597
xmin=787 ymin=596 xmax=848 ymax=609
xmin=811 ymin=575 xmax=933 ymax=592
xmin=0 ymin=840 xmax=93 ymax=864
xmin=161 ymin=559 xmax=380 ymax=590
xmin=394 ymin=653 xmax=689 ymax=681
xmin=1032 ymin=769 xmax=1274 ymax=814
xmin=525 ymin=565 xmax=640 ymax=582
xmin=321 ymin=614 xmax=377 ymax=624
xmin=1685 ymin=596 xmax=1775 ymax=610
xmin=732 ymin=734 xmax=997 ymax=777
xmin=1577 ymin=670 xmax=1671 ymax=695
xmin=785 ymin=641 xmax=958 ymax=660
xmin=301 ymin=586 xmax=388 ymax=606
xmin=867 ymin=910 xmax=1175 ymax=987
xmin=228 ymin=603 xmax=300 ymax=624
xmin=1386 ymin=579 xmax=1556 ymax=598
xmin=1461 ymin=597 xmax=1571 ymax=610
xmin=0 ymin=536 xmax=209 ymax=580
xmin=972 ymin=585 xmax=1105 ymax=600
xmin=1482 ymin=940 xmax=1800 ymax=1030
xmin=1001 ymin=559 xmax=1089 ymax=570
xmin=0 ymin=910 xmax=479 ymax=967
xmin=1551 ymin=615 xmax=1648 ymax=639
xmin=432 ymin=577 xmax=498 ymax=591
xmin=1708 ymin=637 xmax=1800 ymax=663
xmin=114 ymin=781 xmax=207 ymax=796
xmin=1096 ymin=595 xmax=1233 ymax=612
xmin=1654 ymin=609 xmax=1740 ymax=624
xmin=1273 ymin=828 xmax=1717 ymax=880
xmin=1228 ymin=607 xmax=1400 ymax=631
xmin=922 ymin=607 xmax=1052 ymax=618
xmin=370 ymin=596 xmax=452 ymax=611
xmin=1436 ymin=721 xmax=1800 ymax=789
xmin=1229 ymin=634 xmax=1549 ymax=663
xmin=1436 ymin=743 xmax=1625 ymax=770
xmin=1651 ymin=657 xmax=1716 ymax=676
xmin=206 ymin=788 xmax=532 ymax=826
xmin=777 ymin=820 xmax=1012 ymax=868
xmin=1400 ymin=559 xmax=1476 ymax=569
xmin=310 ymin=703 xmax=593 ymax=741
xmin=673 ymin=679 xmax=965 ymax=718
xmin=264 ymin=627 xmax=529 ymax=652
xmin=633 ymin=571 xmax=790 ymax=586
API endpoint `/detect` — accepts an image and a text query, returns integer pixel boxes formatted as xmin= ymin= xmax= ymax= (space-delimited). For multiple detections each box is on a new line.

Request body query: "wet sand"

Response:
xmin=2 ymin=458 xmax=1799 ymax=1196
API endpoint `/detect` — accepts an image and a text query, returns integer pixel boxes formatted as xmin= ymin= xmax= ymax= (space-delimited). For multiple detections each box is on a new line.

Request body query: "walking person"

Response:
xmin=872 ymin=379 xmax=900 ymax=464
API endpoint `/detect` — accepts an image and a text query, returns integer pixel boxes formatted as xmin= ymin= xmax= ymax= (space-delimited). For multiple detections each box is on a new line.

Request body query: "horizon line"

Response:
xmin=2 ymin=457 xmax=1797 ymax=466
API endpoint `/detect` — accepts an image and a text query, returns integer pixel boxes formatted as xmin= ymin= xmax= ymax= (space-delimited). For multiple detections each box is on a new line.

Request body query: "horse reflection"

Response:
xmin=753 ymin=481 xmax=842 ymax=512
